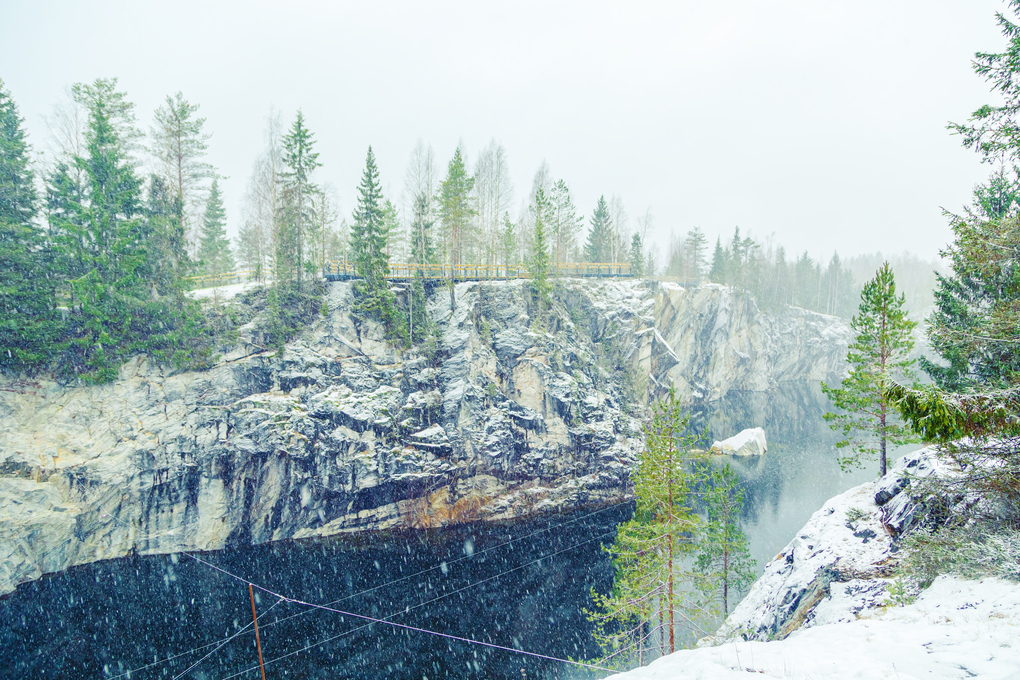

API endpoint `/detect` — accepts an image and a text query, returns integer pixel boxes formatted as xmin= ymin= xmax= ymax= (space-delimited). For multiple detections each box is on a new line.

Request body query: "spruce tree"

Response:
xmin=438 ymin=148 xmax=476 ymax=266
xmin=48 ymin=79 xmax=206 ymax=381
xmin=822 ymin=262 xmax=920 ymax=475
xmin=527 ymin=187 xmax=553 ymax=317
xmin=351 ymin=147 xmax=404 ymax=339
xmin=143 ymin=173 xmax=188 ymax=296
xmin=0 ymin=80 xmax=63 ymax=370
xmin=409 ymin=191 xmax=435 ymax=268
xmin=922 ymin=213 xmax=1020 ymax=391
xmin=280 ymin=110 xmax=321 ymax=288
xmin=584 ymin=195 xmax=612 ymax=263
xmin=629 ymin=231 xmax=644 ymax=277
xmin=708 ymin=237 xmax=727 ymax=283
xmin=408 ymin=191 xmax=435 ymax=345
xmin=197 ymin=178 xmax=234 ymax=276
xmin=500 ymin=211 xmax=517 ymax=269
xmin=63 ymin=79 xmax=148 ymax=380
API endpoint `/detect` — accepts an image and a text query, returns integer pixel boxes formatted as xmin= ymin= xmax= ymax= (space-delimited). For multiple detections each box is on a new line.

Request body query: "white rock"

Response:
xmin=710 ymin=427 xmax=767 ymax=456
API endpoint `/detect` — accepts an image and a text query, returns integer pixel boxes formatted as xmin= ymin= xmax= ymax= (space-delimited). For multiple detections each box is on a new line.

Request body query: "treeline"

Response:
xmin=233 ymin=127 xmax=646 ymax=282
xmin=0 ymin=77 xmax=655 ymax=378
xmin=0 ymin=74 xmax=941 ymax=381
xmin=663 ymin=226 xmax=858 ymax=317
xmin=1 ymin=79 xmax=223 ymax=381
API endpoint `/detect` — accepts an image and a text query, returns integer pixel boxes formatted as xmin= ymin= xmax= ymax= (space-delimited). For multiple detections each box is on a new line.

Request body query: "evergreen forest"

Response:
xmin=0 ymin=76 xmax=943 ymax=382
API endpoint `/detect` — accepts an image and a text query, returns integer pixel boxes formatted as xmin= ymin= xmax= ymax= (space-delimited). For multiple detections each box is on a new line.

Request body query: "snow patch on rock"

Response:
xmin=607 ymin=575 xmax=1020 ymax=680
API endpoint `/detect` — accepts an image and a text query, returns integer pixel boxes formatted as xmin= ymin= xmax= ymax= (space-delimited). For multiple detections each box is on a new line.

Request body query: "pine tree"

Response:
xmin=822 ymin=263 xmax=920 ymax=475
xmin=0 ymin=79 xmax=63 ymax=370
xmin=695 ymin=464 xmax=756 ymax=618
xmin=584 ymin=196 xmax=612 ymax=263
xmin=549 ymin=178 xmax=581 ymax=264
xmin=586 ymin=387 xmax=707 ymax=668
xmin=150 ymin=91 xmax=213 ymax=260
xmin=949 ymin=0 xmax=1020 ymax=167
xmin=682 ymin=227 xmax=708 ymax=283
xmin=279 ymin=110 xmax=321 ymax=288
xmin=197 ymin=178 xmax=234 ymax=276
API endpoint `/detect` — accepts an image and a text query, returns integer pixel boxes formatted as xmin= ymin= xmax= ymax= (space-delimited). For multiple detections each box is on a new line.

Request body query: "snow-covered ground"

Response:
xmin=605 ymin=574 xmax=1020 ymax=679
xmin=187 ymin=279 xmax=265 ymax=301
xmin=605 ymin=447 xmax=1020 ymax=679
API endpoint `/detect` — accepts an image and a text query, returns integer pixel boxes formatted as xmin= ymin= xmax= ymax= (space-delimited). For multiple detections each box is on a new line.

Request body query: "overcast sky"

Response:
xmin=0 ymin=0 xmax=1012 ymax=264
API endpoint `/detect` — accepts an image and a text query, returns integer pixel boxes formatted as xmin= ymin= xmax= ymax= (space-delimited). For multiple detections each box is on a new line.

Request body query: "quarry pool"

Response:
xmin=0 ymin=382 xmax=880 ymax=679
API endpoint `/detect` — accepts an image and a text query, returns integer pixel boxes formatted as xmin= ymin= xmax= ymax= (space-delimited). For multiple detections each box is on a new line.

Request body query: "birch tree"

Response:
xmin=237 ymin=112 xmax=283 ymax=281
xmin=474 ymin=140 xmax=514 ymax=265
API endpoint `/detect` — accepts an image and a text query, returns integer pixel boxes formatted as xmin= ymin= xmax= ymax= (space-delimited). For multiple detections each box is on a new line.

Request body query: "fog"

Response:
xmin=0 ymin=0 xmax=1008 ymax=262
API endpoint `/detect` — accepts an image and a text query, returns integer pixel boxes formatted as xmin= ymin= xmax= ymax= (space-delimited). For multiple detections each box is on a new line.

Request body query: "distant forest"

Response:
xmin=1 ymin=77 xmax=944 ymax=380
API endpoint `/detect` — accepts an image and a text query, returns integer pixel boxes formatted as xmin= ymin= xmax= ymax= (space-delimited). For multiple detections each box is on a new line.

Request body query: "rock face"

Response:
xmin=0 ymin=279 xmax=849 ymax=595
xmin=709 ymin=427 xmax=767 ymax=456
xmin=708 ymin=446 xmax=946 ymax=643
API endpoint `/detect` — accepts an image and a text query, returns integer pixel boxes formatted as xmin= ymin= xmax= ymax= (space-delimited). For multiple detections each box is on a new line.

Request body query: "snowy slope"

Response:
xmin=605 ymin=575 xmax=1020 ymax=679
xmin=604 ymin=447 xmax=1020 ymax=678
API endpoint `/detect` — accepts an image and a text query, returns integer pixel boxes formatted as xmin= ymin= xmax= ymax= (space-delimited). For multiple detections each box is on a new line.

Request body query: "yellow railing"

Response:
xmin=185 ymin=270 xmax=260 ymax=290
xmin=187 ymin=261 xmax=636 ymax=290
xmin=323 ymin=261 xmax=633 ymax=281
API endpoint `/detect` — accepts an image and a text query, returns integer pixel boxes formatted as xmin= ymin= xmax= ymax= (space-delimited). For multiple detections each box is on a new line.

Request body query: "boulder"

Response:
xmin=710 ymin=427 xmax=767 ymax=456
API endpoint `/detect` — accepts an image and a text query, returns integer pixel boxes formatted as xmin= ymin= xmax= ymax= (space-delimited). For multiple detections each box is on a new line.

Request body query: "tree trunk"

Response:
xmin=668 ymin=538 xmax=675 ymax=654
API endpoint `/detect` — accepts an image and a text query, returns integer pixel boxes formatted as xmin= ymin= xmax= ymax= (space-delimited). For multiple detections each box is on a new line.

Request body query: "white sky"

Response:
xmin=0 ymin=0 xmax=1011 ymax=264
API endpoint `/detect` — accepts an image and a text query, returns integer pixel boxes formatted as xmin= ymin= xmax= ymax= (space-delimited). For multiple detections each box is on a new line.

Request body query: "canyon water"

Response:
xmin=0 ymin=383 xmax=878 ymax=679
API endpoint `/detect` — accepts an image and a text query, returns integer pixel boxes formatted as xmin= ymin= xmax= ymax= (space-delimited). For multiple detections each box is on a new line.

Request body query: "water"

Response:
xmin=689 ymin=383 xmax=876 ymax=572
xmin=0 ymin=382 xmax=881 ymax=678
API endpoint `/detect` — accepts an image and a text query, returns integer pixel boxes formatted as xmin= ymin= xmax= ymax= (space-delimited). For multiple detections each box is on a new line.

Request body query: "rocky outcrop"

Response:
xmin=707 ymin=446 xmax=950 ymax=643
xmin=612 ymin=446 xmax=1020 ymax=679
xmin=0 ymin=279 xmax=848 ymax=595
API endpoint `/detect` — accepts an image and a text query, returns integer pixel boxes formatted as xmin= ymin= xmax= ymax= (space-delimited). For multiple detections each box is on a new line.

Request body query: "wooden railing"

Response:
xmin=186 ymin=261 xmax=636 ymax=290
xmin=185 ymin=270 xmax=260 ymax=290
xmin=323 ymin=261 xmax=633 ymax=282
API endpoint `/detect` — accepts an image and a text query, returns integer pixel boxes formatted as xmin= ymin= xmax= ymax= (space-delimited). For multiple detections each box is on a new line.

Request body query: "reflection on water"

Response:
xmin=0 ymin=381 xmax=889 ymax=678
xmin=690 ymin=382 xmax=878 ymax=572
